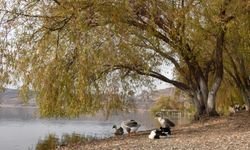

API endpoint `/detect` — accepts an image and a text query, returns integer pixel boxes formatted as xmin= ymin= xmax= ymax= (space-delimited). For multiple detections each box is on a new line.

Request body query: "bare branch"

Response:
xmin=107 ymin=64 xmax=191 ymax=92
xmin=0 ymin=8 xmax=63 ymax=19
xmin=52 ymin=0 xmax=61 ymax=5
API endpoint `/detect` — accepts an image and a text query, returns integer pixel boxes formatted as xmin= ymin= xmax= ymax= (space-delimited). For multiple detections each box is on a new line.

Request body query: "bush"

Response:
xmin=61 ymin=133 xmax=95 ymax=146
xmin=36 ymin=134 xmax=58 ymax=150
xmin=35 ymin=133 xmax=96 ymax=150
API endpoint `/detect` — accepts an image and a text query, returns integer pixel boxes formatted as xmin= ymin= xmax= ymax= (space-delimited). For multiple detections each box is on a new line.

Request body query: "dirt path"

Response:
xmin=58 ymin=112 xmax=250 ymax=150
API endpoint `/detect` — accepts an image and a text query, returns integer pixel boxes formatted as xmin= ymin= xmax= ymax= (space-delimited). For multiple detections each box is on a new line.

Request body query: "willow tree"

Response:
xmin=0 ymin=1 xmax=15 ymax=91
xmin=0 ymin=0 xmax=235 ymax=118
xmin=224 ymin=0 xmax=250 ymax=111
xmin=0 ymin=36 xmax=11 ymax=91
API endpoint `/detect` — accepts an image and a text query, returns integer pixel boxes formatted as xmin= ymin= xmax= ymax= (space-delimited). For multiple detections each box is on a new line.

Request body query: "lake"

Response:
xmin=0 ymin=107 xmax=190 ymax=150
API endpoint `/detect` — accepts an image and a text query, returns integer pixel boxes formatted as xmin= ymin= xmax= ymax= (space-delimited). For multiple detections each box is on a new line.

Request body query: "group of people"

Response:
xmin=112 ymin=112 xmax=175 ymax=140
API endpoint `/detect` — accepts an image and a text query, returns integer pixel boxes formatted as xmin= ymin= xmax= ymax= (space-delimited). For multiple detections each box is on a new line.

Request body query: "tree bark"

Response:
xmin=241 ymin=89 xmax=250 ymax=111
xmin=192 ymin=95 xmax=206 ymax=120
xmin=207 ymin=91 xmax=219 ymax=116
xmin=205 ymin=8 xmax=226 ymax=116
xmin=198 ymin=78 xmax=208 ymax=108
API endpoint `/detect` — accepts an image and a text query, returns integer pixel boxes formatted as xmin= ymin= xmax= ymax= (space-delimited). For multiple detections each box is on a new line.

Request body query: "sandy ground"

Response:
xmin=58 ymin=112 xmax=250 ymax=150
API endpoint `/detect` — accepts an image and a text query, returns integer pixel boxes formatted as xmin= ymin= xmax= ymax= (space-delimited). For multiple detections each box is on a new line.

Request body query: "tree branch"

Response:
xmin=0 ymin=9 xmax=63 ymax=19
xmin=108 ymin=64 xmax=191 ymax=92
xmin=52 ymin=0 xmax=61 ymax=5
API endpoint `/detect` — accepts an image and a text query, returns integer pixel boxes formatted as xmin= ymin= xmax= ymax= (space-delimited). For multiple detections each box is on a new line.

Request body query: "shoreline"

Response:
xmin=58 ymin=112 xmax=250 ymax=150
xmin=0 ymin=104 xmax=37 ymax=108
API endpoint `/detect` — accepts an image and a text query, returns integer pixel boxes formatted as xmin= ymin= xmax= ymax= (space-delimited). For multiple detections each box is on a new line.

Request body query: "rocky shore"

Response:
xmin=58 ymin=112 xmax=250 ymax=150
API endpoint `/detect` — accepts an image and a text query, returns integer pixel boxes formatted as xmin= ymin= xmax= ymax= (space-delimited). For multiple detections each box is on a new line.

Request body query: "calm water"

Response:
xmin=0 ymin=107 xmax=190 ymax=150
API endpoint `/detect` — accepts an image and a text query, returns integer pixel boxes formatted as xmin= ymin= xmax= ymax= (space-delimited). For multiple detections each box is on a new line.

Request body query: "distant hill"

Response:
xmin=0 ymin=89 xmax=36 ymax=107
xmin=0 ymin=88 xmax=176 ymax=109
xmin=136 ymin=88 xmax=175 ymax=101
xmin=134 ymin=87 xmax=175 ymax=110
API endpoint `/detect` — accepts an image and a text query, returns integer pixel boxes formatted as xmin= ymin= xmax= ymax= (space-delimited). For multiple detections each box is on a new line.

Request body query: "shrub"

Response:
xmin=61 ymin=133 xmax=95 ymax=146
xmin=35 ymin=133 xmax=96 ymax=150
xmin=36 ymin=134 xmax=58 ymax=150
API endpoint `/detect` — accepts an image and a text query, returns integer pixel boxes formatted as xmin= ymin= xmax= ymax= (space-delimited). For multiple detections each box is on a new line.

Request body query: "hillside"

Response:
xmin=135 ymin=87 xmax=176 ymax=110
xmin=0 ymin=88 xmax=176 ymax=109
xmin=0 ymin=89 xmax=36 ymax=107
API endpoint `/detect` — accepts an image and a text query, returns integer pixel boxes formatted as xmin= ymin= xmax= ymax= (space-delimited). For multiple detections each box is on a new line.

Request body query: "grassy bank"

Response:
xmin=35 ymin=133 xmax=97 ymax=150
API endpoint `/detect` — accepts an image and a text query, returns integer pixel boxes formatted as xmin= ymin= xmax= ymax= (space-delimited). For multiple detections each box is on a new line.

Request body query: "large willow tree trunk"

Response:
xmin=192 ymin=95 xmax=206 ymax=120
xmin=241 ymin=89 xmax=250 ymax=111
xmin=192 ymin=34 xmax=224 ymax=118
xmin=206 ymin=71 xmax=223 ymax=116
xmin=192 ymin=85 xmax=220 ymax=120
xmin=207 ymin=92 xmax=219 ymax=116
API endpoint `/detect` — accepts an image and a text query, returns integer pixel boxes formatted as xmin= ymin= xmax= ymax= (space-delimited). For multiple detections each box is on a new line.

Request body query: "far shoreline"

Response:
xmin=0 ymin=104 xmax=38 ymax=108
